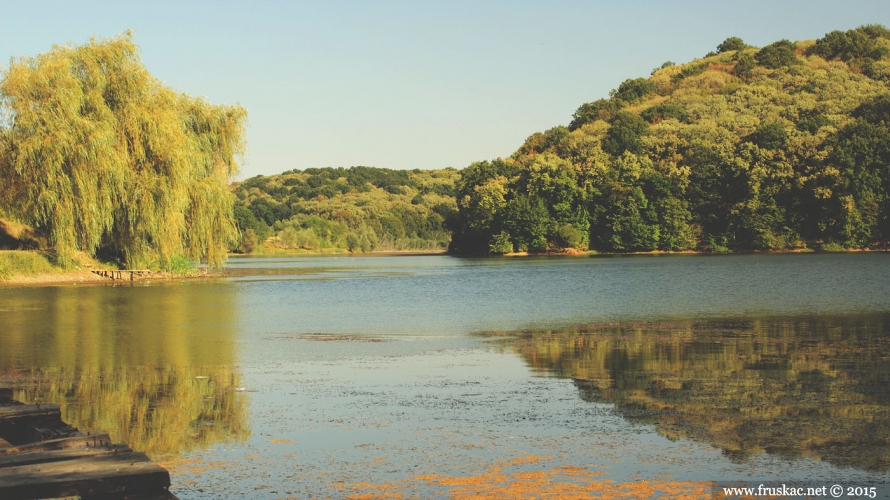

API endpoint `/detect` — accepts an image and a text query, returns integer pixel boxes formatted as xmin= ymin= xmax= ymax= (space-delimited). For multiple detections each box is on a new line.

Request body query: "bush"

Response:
xmin=641 ymin=103 xmax=687 ymax=124
xmin=529 ymin=236 xmax=549 ymax=253
xmin=611 ymin=78 xmax=656 ymax=104
xmin=294 ymin=228 xmax=319 ymax=249
xmin=671 ymin=63 xmax=706 ymax=82
xmin=745 ymin=122 xmax=788 ymax=150
xmin=554 ymin=224 xmax=582 ymax=248
xmin=569 ymin=99 xmax=623 ymax=130
xmin=489 ymin=231 xmax=513 ymax=254
xmin=239 ymin=229 xmax=258 ymax=253
xmin=602 ymin=111 xmax=649 ymax=156
xmin=818 ymin=242 xmax=847 ymax=252
xmin=755 ymin=39 xmax=799 ymax=69
xmin=279 ymin=227 xmax=298 ymax=248
xmin=346 ymin=232 xmax=362 ymax=252
xmin=717 ymin=37 xmax=750 ymax=53
xmin=813 ymin=26 xmax=889 ymax=62
xmin=167 ymin=254 xmax=197 ymax=275
xmin=734 ymin=53 xmax=756 ymax=79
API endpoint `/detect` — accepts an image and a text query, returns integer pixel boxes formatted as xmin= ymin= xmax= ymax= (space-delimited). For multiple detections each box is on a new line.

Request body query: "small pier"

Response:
xmin=0 ymin=388 xmax=177 ymax=500
xmin=91 ymin=269 xmax=153 ymax=281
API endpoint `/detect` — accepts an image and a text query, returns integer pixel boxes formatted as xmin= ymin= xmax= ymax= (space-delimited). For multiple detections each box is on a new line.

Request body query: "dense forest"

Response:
xmin=0 ymin=32 xmax=246 ymax=268
xmin=450 ymin=26 xmax=890 ymax=254
xmin=231 ymin=167 xmax=457 ymax=252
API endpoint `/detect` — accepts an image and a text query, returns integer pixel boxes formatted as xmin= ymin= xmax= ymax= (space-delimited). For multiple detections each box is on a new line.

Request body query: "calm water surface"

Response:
xmin=1 ymin=253 xmax=890 ymax=498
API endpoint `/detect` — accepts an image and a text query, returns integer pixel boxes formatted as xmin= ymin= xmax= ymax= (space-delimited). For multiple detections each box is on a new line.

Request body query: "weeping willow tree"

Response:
xmin=0 ymin=31 xmax=246 ymax=267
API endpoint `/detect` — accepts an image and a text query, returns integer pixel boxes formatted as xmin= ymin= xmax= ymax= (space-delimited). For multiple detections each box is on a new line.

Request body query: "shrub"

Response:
xmin=167 ymin=254 xmax=197 ymax=275
xmin=818 ymin=242 xmax=847 ymax=252
xmin=529 ymin=236 xmax=549 ymax=253
xmin=755 ymin=39 xmax=799 ymax=69
xmin=813 ymin=26 xmax=889 ymax=62
xmin=717 ymin=37 xmax=750 ymax=53
xmin=554 ymin=224 xmax=582 ymax=248
xmin=745 ymin=122 xmax=788 ymax=150
xmin=569 ymin=99 xmax=624 ymax=130
xmin=611 ymin=78 xmax=657 ymax=104
xmin=734 ymin=53 xmax=756 ymax=79
xmin=641 ymin=103 xmax=687 ymax=124
xmin=603 ymin=112 xmax=649 ymax=156
xmin=489 ymin=231 xmax=513 ymax=254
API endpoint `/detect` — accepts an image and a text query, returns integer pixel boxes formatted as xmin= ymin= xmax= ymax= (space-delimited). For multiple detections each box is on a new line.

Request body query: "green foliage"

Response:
xmin=0 ymin=32 xmax=245 ymax=268
xmin=734 ymin=53 xmax=757 ymax=80
xmin=796 ymin=110 xmax=832 ymax=133
xmin=232 ymin=166 xmax=457 ymax=253
xmin=233 ymin=204 xmax=271 ymax=241
xmin=568 ymin=99 xmax=623 ymax=130
xmin=745 ymin=122 xmax=789 ymax=150
xmin=450 ymin=26 xmax=890 ymax=255
xmin=239 ymin=229 xmax=258 ymax=254
xmin=654 ymin=61 xmax=676 ymax=74
xmin=514 ymin=126 xmax=570 ymax=156
xmin=641 ymin=103 xmax=687 ymax=124
xmin=852 ymin=93 xmax=890 ymax=123
xmin=279 ymin=226 xmax=299 ymax=248
xmin=489 ymin=231 xmax=513 ymax=254
xmin=818 ymin=242 xmax=847 ymax=252
xmin=717 ymin=37 xmax=750 ymax=53
xmin=755 ymin=39 xmax=799 ymax=69
xmin=827 ymin=98 xmax=890 ymax=246
xmin=812 ymin=26 xmax=890 ymax=66
xmin=554 ymin=223 xmax=582 ymax=249
xmin=0 ymin=250 xmax=56 ymax=280
xmin=610 ymin=78 xmax=656 ymax=104
xmin=602 ymin=111 xmax=649 ymax=156
xmin=166 ymin=254 xmax=197 ymax=275
xmin=345 ymin=232 xmax=362 ymax=252
xmin=672 ymin=63 xmax=706 ymax=82
xmin=502 ymin=195 xmax=551 ymax=251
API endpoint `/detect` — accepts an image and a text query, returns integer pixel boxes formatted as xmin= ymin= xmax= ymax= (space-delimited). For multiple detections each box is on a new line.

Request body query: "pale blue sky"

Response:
xmin=2 ymin=1 xmax=889 ymax=178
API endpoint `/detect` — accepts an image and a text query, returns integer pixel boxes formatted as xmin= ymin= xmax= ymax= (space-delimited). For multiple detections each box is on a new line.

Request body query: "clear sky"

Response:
xmin=2 ymin=0 xmax=889 ymax=179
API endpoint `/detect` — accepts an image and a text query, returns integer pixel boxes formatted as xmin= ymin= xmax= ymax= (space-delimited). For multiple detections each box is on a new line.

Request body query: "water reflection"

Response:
xmin=488 ymin=315 xmax=890 ymax=472
xmin=0 ymin=283 xmax=250 ymax=459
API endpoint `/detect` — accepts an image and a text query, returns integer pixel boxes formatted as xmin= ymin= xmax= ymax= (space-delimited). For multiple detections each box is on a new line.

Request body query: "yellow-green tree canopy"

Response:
xmin=450 ymin=25 xmax=890 ymax=254
xmin=0 ymin=32 xmax=246 ymax=267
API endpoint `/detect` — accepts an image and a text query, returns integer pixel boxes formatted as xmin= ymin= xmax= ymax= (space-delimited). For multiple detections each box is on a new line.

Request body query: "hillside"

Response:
xmin=231 ymin=166 xmax=458 ymax=253
xmin=449 ymin=26 xmax=890 ymax=254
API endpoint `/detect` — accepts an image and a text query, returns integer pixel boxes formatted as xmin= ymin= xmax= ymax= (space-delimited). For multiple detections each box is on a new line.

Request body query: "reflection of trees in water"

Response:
xmin=0 ymin=284 xmax=250 ymax=459
xmin=10 ymin=366 xmax=249 ymax=459
xmin=496 ymin=315 xmax=890 ymax=472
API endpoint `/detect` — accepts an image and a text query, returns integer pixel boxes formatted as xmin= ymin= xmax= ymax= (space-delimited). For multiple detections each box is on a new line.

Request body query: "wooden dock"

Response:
xmin=0 ymin=388 xmax=177 ymax=500
xmin=91 ymin=269 xmax=153 ymax=281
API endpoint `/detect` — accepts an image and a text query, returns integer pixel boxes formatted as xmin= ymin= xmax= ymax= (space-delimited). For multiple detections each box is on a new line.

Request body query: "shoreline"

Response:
xmin=0 ymin=268 xmax=221 ymax=287
xmin=501 ymin=247 xmax=889 ymax=257
xmin=2 ymin=247 xmax=885 ymax=286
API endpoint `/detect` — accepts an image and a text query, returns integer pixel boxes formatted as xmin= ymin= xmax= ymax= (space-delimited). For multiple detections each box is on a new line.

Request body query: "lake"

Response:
xmin=2 ymin=253 xmax=890 ymax=498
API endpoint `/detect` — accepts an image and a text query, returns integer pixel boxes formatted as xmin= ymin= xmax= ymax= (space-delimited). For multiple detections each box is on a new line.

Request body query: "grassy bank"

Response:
xmin=0 ymin=250 xmax=57 ymax=281
xmin=0 ymin=249 xmax=214 ymax=285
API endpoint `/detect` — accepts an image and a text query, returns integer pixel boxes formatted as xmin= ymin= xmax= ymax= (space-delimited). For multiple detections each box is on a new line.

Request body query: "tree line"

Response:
xmin=231 ymin=166 xmax=458 ymax=253
xmin=4 ymin=27 xmax=890 ymax=263
xmin=449 ymin=25 xmax=890 ymax=254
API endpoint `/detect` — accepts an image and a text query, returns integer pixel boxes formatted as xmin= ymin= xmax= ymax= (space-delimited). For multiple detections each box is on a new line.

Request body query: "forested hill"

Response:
xmin=450 ymin=26 xmax=890 ymax=254
xmin=231 ymin=167 xmax=458 ymax=252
